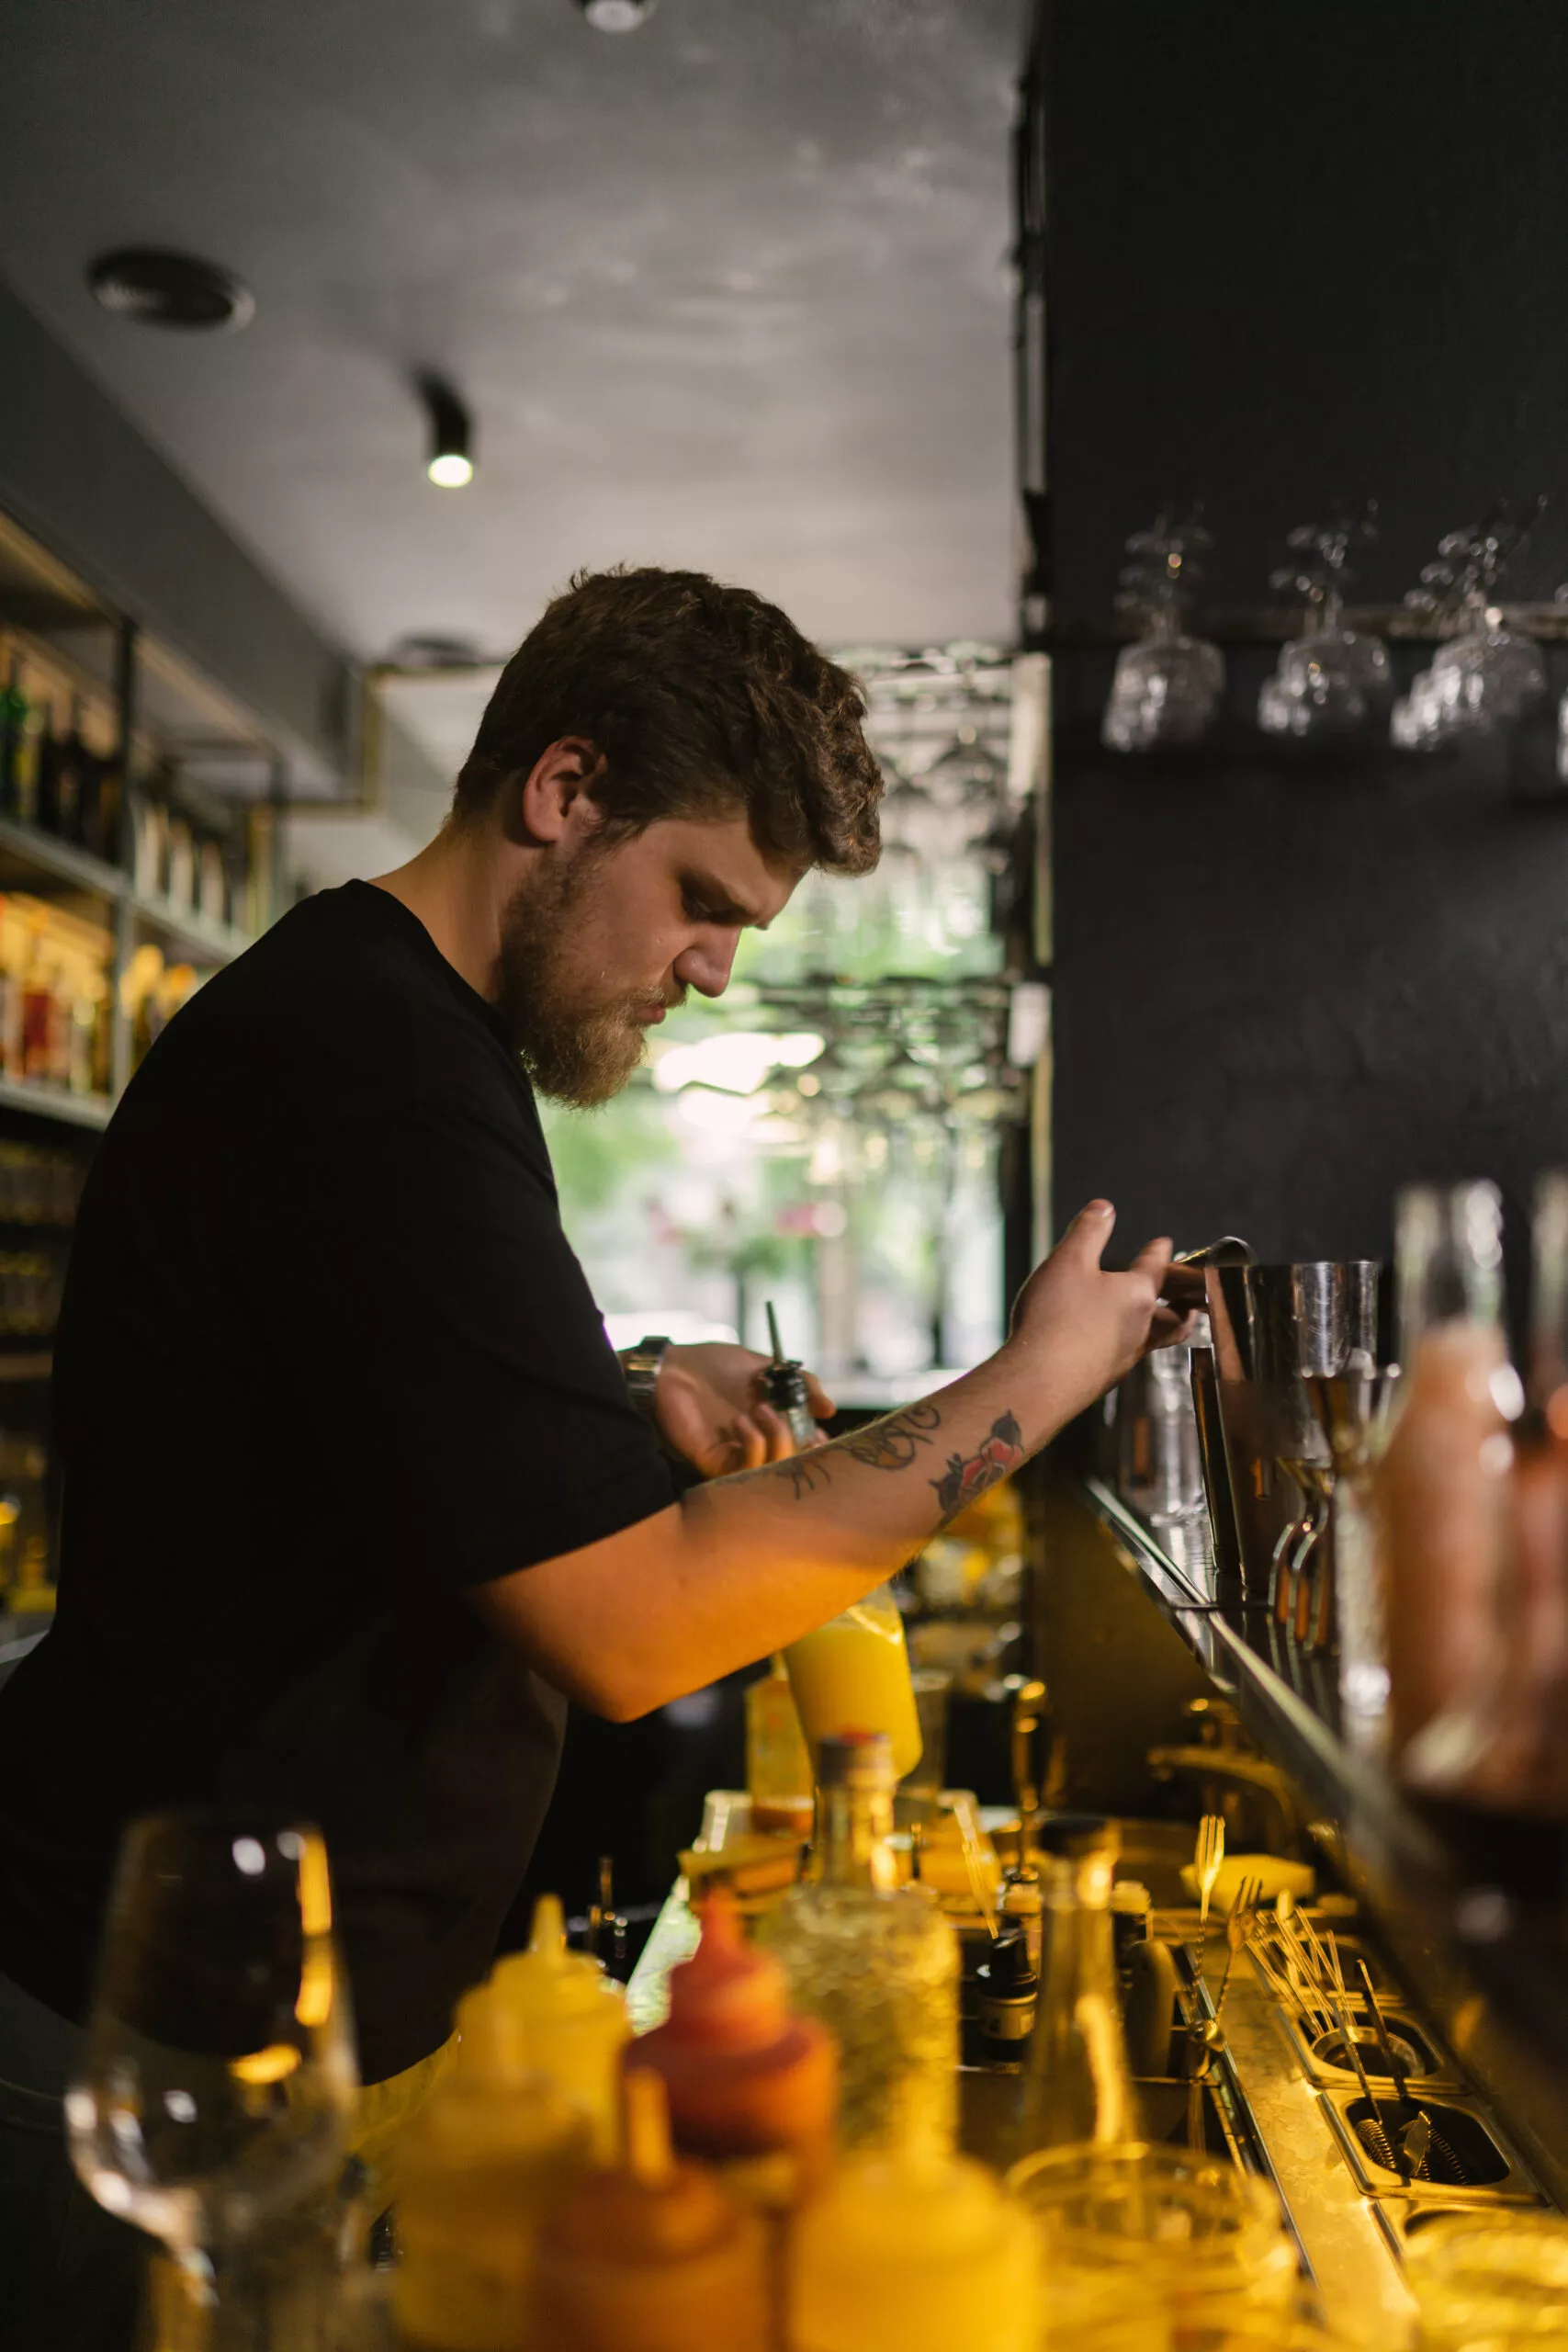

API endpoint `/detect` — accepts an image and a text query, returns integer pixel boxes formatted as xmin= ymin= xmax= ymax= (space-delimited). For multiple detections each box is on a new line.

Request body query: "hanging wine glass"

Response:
xmin=1258 ymin=503 xmax=1390 ymax=739
xmin=1101 ymin=512 xmax=1224 ymax=752
xmin=1392 ymin=497 xmax=1548 ymax=748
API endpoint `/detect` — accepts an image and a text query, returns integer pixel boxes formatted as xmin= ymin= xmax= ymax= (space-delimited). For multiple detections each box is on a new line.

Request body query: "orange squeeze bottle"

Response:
xmin=530 ymin=2068 xmax=768 ymax=2352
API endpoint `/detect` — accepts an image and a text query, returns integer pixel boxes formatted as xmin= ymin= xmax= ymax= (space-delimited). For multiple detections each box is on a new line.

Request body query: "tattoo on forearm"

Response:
xmin=780 ymin=1453 xmax=834 ymax=1500
xmin=931 ymin=1411 xmax=1025 ymax=1521
xmin=842 ymin=1400 xmax=942 ymax=1471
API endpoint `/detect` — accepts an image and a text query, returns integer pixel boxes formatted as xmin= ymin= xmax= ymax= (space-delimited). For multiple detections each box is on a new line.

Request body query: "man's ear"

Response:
xmin=513 ymin=737 xmax=605 ymax=846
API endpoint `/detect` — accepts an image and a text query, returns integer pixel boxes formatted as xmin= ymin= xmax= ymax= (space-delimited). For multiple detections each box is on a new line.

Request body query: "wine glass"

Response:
xmin=1102 ymin=512 xmax=1224 ymax=752
xmin=1392 ymin=500 xmax=1548 ymax=748
xmin=1258 ymin=506 xmax=1390 ymax=740
xmin=66 ymin=1810 xmax=360 ymax=2334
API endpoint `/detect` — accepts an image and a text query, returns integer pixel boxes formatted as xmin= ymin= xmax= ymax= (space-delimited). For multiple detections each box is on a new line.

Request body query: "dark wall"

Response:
xmin=1044 ymin=2 xmax=1568 ymax=1278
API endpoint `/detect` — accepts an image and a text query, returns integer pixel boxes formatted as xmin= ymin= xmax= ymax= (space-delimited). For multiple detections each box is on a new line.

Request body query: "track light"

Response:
xmin=576 ymin=0 xmax=657 ymax=30
xmin=88 ymin=247 xmax=254 ymax=333
xmin=420 ymin=375 xmax=474 ymax=489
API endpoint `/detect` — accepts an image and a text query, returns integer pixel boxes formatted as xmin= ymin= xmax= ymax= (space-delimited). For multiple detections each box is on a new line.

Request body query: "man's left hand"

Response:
xmin=649 ymin=1342 xmax=835 ymax=1478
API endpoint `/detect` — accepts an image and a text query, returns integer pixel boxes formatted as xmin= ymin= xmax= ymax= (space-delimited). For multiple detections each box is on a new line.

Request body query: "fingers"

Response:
xmin=1126 ymin=1234 xmax=1174 ymax=1292
xmin=1057 ymin=1198 xmax=1116 ymax=1264
xmin=755 ymin=1401 xmax=795 ymax=1463
xmin=801 ymin=1369 xmax=837 ymax=1420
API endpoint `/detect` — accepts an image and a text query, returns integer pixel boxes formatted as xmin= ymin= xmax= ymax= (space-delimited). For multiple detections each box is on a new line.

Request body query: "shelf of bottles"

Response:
xmin=0 ymin=616 xmax=269 ymax=1133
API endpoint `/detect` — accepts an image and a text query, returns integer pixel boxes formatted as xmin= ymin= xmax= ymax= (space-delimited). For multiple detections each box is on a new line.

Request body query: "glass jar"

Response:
xmin=1005 ymin=2143 xmax=1298 ymax=2343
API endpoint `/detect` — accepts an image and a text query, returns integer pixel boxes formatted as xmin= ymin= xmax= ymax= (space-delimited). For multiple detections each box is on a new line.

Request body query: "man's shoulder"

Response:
xmin=129 ymin=883 xmax=534 ymax=1130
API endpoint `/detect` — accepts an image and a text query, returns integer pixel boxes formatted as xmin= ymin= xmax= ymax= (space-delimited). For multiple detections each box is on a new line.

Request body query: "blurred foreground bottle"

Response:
xmin=1404 ymin=1173 xmax=1568 ymax=1814
xmin=758 ymin=1732 xmax=959 ymax=2161
xmin=791 ymin=2149 xmax=1039 ymax=2352
xmin=394 ymin=1985 xmax=592 ymax=2348
xmin=626 ymin=1885 xmax=835 ymax=2204
xmin=482 ymin=1892 xmax=629 ymax=2157
xmin=1378 ymin=1181 xmax=1520 ymax=1763
xmin=1014 ymin=1822 xmax=1140 ymax=2157
xmin=531 ymin=2069 xmax=768 ymax=2352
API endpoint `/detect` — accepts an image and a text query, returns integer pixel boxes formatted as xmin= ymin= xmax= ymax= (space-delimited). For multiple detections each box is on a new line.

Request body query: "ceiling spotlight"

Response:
xmin=576 ymin=0 xmax=657 ymax=29
xmin=88 ymin=247 xmax=254 ymax=332
xmin=419 ymin=374 xmax=474 ymax=489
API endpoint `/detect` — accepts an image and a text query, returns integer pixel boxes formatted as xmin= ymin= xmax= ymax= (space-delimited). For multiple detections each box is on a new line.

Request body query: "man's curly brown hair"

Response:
xmin=454 ymin=566 xmax=883 ymax=875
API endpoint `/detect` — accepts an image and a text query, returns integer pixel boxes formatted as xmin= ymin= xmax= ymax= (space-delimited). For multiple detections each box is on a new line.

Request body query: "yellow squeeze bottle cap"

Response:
xmin=490 ymin=1894 xmax=626 ymax=2026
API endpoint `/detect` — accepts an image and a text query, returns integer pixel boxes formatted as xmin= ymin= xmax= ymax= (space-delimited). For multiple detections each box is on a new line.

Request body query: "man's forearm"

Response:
xmin=470 ymin=1202 xmax=1173 ymax=1719
xmin=473 ymin=1338 xmax=1075 ymax=1720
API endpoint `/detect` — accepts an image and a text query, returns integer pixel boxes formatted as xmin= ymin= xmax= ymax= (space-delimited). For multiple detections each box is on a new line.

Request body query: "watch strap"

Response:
xmin=622 ymin=1334 xmax=671 ymax=1422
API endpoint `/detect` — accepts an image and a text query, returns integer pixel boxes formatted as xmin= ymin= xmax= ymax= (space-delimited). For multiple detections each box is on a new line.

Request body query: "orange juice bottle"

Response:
xmin=784 ymin=1587 xmax=922 ymax=1781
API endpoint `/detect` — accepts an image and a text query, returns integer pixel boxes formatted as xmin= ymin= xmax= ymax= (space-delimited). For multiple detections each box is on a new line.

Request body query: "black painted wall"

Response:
xmin=1044 ymin=2 xmax=1568 ymax=1281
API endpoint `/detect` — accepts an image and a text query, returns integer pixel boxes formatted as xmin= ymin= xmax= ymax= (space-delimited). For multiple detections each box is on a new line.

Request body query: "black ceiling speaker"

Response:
xmin=88 ymin=249 xmax=254 ymax=333
xmin=575 ymin=0 xmax=657 ymax=29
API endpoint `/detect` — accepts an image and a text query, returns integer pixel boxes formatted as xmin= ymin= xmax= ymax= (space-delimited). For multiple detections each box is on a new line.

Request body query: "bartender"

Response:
xmin=0 ymin=565 xmax=1180 ymax=2348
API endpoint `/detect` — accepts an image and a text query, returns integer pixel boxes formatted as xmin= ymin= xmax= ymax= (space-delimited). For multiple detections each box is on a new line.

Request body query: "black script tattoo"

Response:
xmin=931 ymin=1410 xmax=1026 ymax=1521
xmin=842 ymin=1400 xmax=943 ymax=1472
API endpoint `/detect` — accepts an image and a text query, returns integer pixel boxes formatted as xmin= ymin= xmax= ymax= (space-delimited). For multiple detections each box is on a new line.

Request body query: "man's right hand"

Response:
xmin=1006 ymin=1199 xmax=1184 ymax=1419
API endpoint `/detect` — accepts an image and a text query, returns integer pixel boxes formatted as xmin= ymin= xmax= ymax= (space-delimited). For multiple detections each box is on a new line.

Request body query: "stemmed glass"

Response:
xmin=1258 ymin=505 xmax=1390 ymax=739
xmin=66 ymin=1809 xmax=361 ymax=2346
xmin=1392 ymin=498 xmax=1549 ymax=748
xmin=1101 ymin=512 xmax=1224 ymax=752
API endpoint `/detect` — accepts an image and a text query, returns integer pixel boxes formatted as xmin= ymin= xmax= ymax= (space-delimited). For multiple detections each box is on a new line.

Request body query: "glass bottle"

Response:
xmin=745 ymin=1655 xmax=814 ymax=1838
xmin=1380 ymin=1182 xmax=1521 ymax=1765
xmin=757 ymin=1731 xmax=959 ymax=2163
xmin=1014 ymin=1826 xmax=1140 ymax=2157
xmin=1409 ymin=1172 xmax=1568 ymax=1812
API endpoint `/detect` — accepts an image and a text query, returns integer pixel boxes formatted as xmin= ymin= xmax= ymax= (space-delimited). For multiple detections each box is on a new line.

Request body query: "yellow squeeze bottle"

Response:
xmin=784 ymin=1587 xmax=923 ymax=1781
xmin=394 ymin=2033 xmax=592 ymax=2352
xmin=484 ymin=1893 xmax=631 ymax=2158
xmin=791 ymin=2150 xmax=1040 ymax=2352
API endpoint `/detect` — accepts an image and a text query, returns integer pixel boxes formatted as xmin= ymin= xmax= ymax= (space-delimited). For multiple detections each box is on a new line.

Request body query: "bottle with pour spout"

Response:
xmin=757 ymin=1732 xmax=959 ymax=2161
xmin=766 ymin=1302 xmax=923 ymax=1781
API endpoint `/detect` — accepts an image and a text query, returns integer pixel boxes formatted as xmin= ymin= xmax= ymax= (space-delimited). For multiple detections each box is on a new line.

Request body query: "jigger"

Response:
xmin=1198 ymin=1261 xmax=1380 ymax=1607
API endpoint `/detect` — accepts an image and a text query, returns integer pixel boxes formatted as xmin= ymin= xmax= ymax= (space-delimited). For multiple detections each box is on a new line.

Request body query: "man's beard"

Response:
xmin=492 ymin=853 xmax=668 ymax=1107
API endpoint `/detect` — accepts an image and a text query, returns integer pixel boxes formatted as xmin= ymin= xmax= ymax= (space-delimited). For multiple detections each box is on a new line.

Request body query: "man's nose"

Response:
xmin=673 ymin=933 xmax=739 ymax=1000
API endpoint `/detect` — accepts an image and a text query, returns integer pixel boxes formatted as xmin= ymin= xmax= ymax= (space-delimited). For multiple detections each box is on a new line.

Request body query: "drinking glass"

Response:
xmin=1393 ymin=502 xmax=1548 ymax=748
xmin=1006 ymin=2142 xmax=1298 ymax=2341
xmin=1258 ymin=511 xmax=1390 ymax=741
xmin=1404 ymin=2210 xmax=1568 ymax=2348
xmin=67 ymin=1809 xmax=360 ymax=2335
xmin=1102 ymin=514 xmax=1225 ymax=753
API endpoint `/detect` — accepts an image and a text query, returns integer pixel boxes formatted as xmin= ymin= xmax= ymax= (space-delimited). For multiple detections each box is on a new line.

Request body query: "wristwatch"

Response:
xmin=621 ymin=1335 xmax=671 ymax=1424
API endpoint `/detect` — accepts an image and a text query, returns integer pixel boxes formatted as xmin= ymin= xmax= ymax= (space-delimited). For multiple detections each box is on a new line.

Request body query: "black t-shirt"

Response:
xmin=0 ymin=881 xmax=673 ymax=2081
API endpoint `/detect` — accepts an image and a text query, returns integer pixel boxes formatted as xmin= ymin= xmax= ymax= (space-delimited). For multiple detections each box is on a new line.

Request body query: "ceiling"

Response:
xmin=0 ymin=0 xmax=1024 ymax=702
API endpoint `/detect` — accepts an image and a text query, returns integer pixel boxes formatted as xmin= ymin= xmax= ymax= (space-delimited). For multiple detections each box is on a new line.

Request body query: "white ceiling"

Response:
xmin=0 ymin=0 xmax=1023 ymax=694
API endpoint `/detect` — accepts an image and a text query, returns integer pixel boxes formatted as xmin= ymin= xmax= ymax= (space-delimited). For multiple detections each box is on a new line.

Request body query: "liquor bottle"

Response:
xmin=1379 ymin=1181 xmax=1521 ymax=1761
xmin=756 ymin=1731 xmax=959 ymax=2163
xmin=40 ymin=707 xmax=85 ymax=843
xmin=1014 ymin=1822 xmax=1140 ymax=2156
xmin=530 ymin=2070 xmax=768 ymax=2352
xmin=20 ymin=931 xmax=56 ymax=1085
xmin=745 ymin=1654 xmax=814 ymax=1837
xmin=626 ymin=1885 xmax=836 ymax=2199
